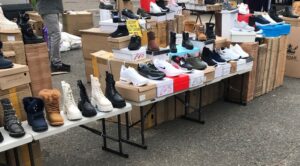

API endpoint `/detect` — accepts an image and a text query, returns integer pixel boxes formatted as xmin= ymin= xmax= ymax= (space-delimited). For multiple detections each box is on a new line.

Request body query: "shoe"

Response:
xmin=138 ymin=63 xmax=165 ymax=80
xmin=0 ymin=6 xmax=19 ymax=30
xmin=211 ymin=50 xmax=226 ymax=63
xmin=91 ymin=75 xmax=114 ymax=112
xmin=223 ymin=1 xmax=238 ymax=12
xmin=194 ymin=24 xmax=207 ymax=41
xmin=153 ymin=59 xmax=183 ymax=77
xmin=282 ymin=6 xmax=299 ymax=18
xmin=262 ymin=13 xmax=277 ymax=24
xmin=120 ymin=65 xmax=149 ymax=86
xmin=238 ymin=3 xmax=250 ymax=15
xmin=1 ymin=99 xmax=25 ymax=138
xmin=169 ymin=31 xmax=177 ymax=53
xmin=230 ymin=44 xmax=249 ymax=58
xmin=150 ymin=2 xmax=162 ymax=13
xmin=0 ymin=132 xmax=3 ymax=143
xmin=147 ymin=31 xmax=160 ymax=51
xmin=18 ymin=12 xmax=44 ymax=44
xmin=254 ymin=15 xmax=270 ymax=25
xmin=205 ymin=23 xmax=216 ymax=39
xmin=105 ymin=72 xmax=126 ymax=108
xmin=156 ymin=0 xmax=170 ymax=12
xmin=202 ymin=47 xmax=218 ymax=66
xmin=122 ymin=8 xmax=140 ymax=19
xmin=167 ymin=0 xmax=179 ymax=7
xmin=77 ymin=80 xmax=97 ymax=117
xmin=51 ymin=64 xmax=70 ymax=75
xmin=137 ymin=8 xmax=151 ymax=19
xmin=205 ymin=0 xmax=216 ymax=5
xmin=39 ymin=89 xmax=64 ymax=126
xmin=99 ymin=0 xmax=114 ymax=10
xmin=269 ymin=6 xmax=283 ymax=23
xmin=171 ymin=56 xmax=193 ymax=71
xmin=186 ymin=55 xmax=207 ymax=70
xmin=111 ymin=10 xmax=122 ymax=23
xmin=182 ymin=32 xmax=194 ymax=50
xmin=0 ymin=46 xmax=13 ymax=69
xmin=128 ymin=35 xmax=141 ymax=51
xmin=23 ymin=97 xmax=48 ymax=132
xmin=110 ymin=24 xmax=129 ymax=38
xmin=61 ymin=81 xmax=82 ymax=121
xmin=233 ymin=20 xmax=255 ymax=32
xmin=217 ymin=48 xmax=241 ymax=61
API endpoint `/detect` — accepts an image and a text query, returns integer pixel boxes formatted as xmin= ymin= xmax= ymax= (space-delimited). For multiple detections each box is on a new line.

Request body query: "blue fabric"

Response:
xmin=169 ymin=45 xmax=200 ymax=57
xmin=257 ymin=23 xmax=291 ymax=37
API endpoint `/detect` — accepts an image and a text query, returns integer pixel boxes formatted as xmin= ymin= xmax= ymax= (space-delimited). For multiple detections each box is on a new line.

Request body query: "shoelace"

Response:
xmin=66 ymin=88 xmax=76 ymax=106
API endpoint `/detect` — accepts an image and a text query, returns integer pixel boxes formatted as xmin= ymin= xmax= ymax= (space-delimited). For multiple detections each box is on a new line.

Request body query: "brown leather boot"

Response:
xmin=147 ymin=31 xmax=160 ymax=51
xmin=39 ymin=89 xmax=64 ymax=126
xmin=194 ymin=24 xmax=207 ymax=41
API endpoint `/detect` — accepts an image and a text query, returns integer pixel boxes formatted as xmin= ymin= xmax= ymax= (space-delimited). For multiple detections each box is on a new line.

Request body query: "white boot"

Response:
xmin=90 ymin=75 xmax=113 ymax=112
xmin=0 ymin=6 xmax=19 ymax=30
xmin=61 ymin=81 xmax=82 ymax=120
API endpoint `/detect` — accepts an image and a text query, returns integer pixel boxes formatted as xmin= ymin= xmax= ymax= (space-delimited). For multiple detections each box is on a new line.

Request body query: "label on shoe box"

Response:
xmin=7 ymin=36 xmax=16 ymax=41
xmin=214 ymin=65 xmax=223 ymax=78
xmin=187 ymin=70 xmax=205 ymax=88
xmin=148 ymin=78 xmax=174 ymax=97
xmin=113 ymin=47 xmax=147 ymax=61
xmin=220 ymin=63 xmax=231 ymax=76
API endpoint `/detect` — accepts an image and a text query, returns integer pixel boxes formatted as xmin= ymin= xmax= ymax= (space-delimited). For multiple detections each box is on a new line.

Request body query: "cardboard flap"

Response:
xmin=3 ymin=51 xmax=16 ymax=58
xmin=0 ymin=29 xmax=21 ymax=34
xmin=91 ymin=50 xmax=113 ymax=64
xmin=0 ymin=64 xmax=29 ymax=77
xmin=80 ymin=28 xmax=111 ymax=35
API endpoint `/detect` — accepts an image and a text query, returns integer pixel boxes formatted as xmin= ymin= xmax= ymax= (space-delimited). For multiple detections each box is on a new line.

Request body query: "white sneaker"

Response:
xmin=238 ymin=3 xmax=250 ymax=15
xmin=61 ymin=81 xmax=82 ymax=120
xmin=230 ymin=44 xmax=249 ymax=58
xmin=150 ymin=2 xmax=162 ymax=13
xmin=90 ymin=75 xmax=113 ymax=112
xmin=0 ymin=6 xmax=19 ymax=30
xmin=153 ymin=59 xmax=183 ymax=77
xmin=120 ymin=65 xmax=148 ymax=86
xmin=262 ymin=13 xmax=277 ymax=24
xmin=233 ymin=20 xmax=255 ymax=32
xmin=218 ymin=48 xmax=241 ymax=61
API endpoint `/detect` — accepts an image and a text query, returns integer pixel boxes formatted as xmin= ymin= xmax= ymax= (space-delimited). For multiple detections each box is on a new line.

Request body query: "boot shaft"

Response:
xmin=38 ymin=89 xmax=61 ymax=112
xmin=77 ymin=80 xmax=91 ymax=103
xmin=22 ymin=97 xmax=44 ymax=114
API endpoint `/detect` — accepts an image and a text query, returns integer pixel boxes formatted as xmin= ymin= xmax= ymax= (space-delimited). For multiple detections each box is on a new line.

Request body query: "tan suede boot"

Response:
xmin=39 ymin=89 xmax=64 ymax=126
xmin=147 ymin=31 xmax=160 ymax=51
xmin=194 ymin=24 xmax=207 ymax=41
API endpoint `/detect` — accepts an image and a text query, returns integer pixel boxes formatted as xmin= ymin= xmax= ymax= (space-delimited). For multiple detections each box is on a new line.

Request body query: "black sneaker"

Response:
xmin=0 ymin=132 xmax=3 ymax=143
xmin=202 ymin=47 xmax=218 ymax=66
xmin=51 ymin=64 xmax=70 ymax=75
xmin=138 ymin=64 xmax=165 ymax=80
xmin=137 ymin=8 xmax=151 ymax=19
xmin=211 ymin=50 xmax=226 ymax=63
xmin=254 ymin=15 xmax=270 ymax=25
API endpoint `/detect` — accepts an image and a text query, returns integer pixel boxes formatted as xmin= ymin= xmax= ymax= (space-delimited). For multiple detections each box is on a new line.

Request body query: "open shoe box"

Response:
xmin=0 ymin=64 xmax=31 ymax=90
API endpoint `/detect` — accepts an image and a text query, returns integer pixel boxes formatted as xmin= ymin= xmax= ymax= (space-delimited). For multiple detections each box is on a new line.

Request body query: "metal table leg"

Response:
xmin=28 ymin=143 xmax=35 ymax=166
xmin=13 ymin=148 xmax=20 ymax=166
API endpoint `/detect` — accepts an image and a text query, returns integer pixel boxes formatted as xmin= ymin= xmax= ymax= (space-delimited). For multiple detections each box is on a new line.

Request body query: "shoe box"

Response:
xmin=146 ymin=20 xmax=168 ymax=47
xmin=167 ymin=74 xmax=189 ymax=93
xmin=203 ymin=66 xmax=216 ymax=82
xmin=230 ymin=30 xmax=256 ymax=43
xmin=108 ymin=35 xmax=131 ymax=50
xmin=175 ymin=15 xmax=184 ymax=33
xmin=148 ymin=78 xmax=174 ymax=97
xmin=2 ymin=41 xmax=26 ymax=65
xmin=28 ymin=19 xmax=44 ymax=36
xmin=99 ymin=9 xmax=112 ymax=22
xmin=0 ymin=29 xmax=22 ymax=42
xmin=215 ymin=11 xmax=238 ymax=40
xmin=187 ymin=70 xmax=205 ymax=88
xmin=99 ymin=19 xmax=118 ymax=32
xmin=169 ymin=45 xmax=200 ymax=57
xmin=0 ymin=64 xmax=31 ymax=90
xmin=149 ymin=14 xmax=167 ymax=23
xmin=229 ymin=59 xmax=248 ymax=73
xmin=146 ymin=49 xmax=170 ymax=61
xmin=113 ymin=46 xmax=147 ymax=61
xmin=168 ymin=6 xmax=182 ymax=15
xmin=115 ymin=81 xmax=156 ymax=102
xmin=167 ymin=11 xmax=176 ymax=21
xmin=214 ymin=65 xmax=223 ymax=78
xmin=62 ymin=11 xmax=93 ymax=36
xmin=220 ymin=63 xmax=231 ymax=76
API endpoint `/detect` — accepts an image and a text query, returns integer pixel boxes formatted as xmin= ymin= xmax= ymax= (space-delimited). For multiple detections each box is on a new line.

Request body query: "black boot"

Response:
xmin=1 ymin=98 xmax=25 ymax=138
xmin=105 ymin=72 xmax=126 ymax=108
xmin=205 ymin=23 xmax=216 ymax=40
xmin=169 ymin=31 xmax=177 ymax=53
xmin=0 ymin=42 xmax=13 ymax=69
xmin=182 ymin=32 xmax=193 ymax=50
xmin=156 ymin=0 xmax=170 ymax=12
xmin=282 ymin=6 xmax=299 ymax=18
xmin=111 ymin=10 xmax=122 ymax=23
xmin=122 ymin=8 xmax=140 ymax=19
xmin=110 ymin=24 xmax=129 ymax=38
xmin=18 ymin=12 xmax=44 ymax=44
xmin=269 ymin=6 xmax=283 ymax=22
xmin=0 ymin=131 xmax=3 ymax=143
xmin=128 ymin=35 xmax=141 ymax=50
xmin=77 ymin=80 xmax=97 ymax=117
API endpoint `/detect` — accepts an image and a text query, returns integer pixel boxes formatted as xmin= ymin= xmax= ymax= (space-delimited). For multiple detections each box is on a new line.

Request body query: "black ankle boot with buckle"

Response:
xmin=77 ymin=80 xmax=97 ymax=117
xmin=182 ymin=32 xmax=194 ymax=50
xmin=169 ymin=32 xmax=177 ymax=53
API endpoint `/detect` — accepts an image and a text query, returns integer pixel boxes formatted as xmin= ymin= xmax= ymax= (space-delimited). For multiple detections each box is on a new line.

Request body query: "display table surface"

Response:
xmin=0 ymin=128 xmax=33 ymax=153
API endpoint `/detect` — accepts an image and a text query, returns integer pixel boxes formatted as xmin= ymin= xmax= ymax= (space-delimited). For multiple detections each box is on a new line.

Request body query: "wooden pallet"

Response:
xmin=255 ymin=44 xmax=267 ymax=97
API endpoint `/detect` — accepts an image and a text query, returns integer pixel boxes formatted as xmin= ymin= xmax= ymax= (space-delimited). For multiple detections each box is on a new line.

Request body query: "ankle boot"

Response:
xmin=39 ymin=89 xmax=64 ymax=126
xmin=147 ymin=31 xmax=160 ymax=51
xmin=0 ymin=49 xmax=13 ymax=69
xmin=1 ymin=98 xmax=25 ymax=138
xmin=128 ymin=35 xmax=142 ymax=50
xmin=0 ymin=132 xmax=3 ymax=143
xmin=61 ymin=81 xmax=82 ymax=121
xmin=18 ymin=12 xmax=44 ymax=44
xmin=205 ymin=23 xmax=216 ymax=39
xmin=77 ymin=80 xmax=97 ymax=117
xmin=105 ymin=72 xmax=126 ymax=108
xmin=182 ymin=32 xmax=194 ymax=50
xmin=90 ymin=75 xmax=113 ymax=112
xmin=269 ymin=6 xmax=283 ymax=22
xmin=23 ymin=97 xmax=48 ymax=132
xmin=282 ymin=6 xmax=299 ymax=18
xmin=110 ymin=24 xmax=129 ymax=38
xmin=0 ymin=6 xmax=18 ymax=30
xmin=169 ymin=31 xmax=177 ymax=53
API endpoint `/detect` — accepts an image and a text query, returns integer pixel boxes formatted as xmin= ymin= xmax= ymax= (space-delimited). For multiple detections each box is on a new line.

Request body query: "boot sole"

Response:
xmin=0 ymin=64 xmax=13 ymax=69
xmin=49 ymin=122 xmax=64 ymax=126
xmin=112 ymin=102 xmax=126 ymax=109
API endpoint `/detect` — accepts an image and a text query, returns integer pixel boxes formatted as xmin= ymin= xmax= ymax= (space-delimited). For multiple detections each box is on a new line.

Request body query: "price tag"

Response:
xmin=126 ymin=20 xmax=142 ymax=37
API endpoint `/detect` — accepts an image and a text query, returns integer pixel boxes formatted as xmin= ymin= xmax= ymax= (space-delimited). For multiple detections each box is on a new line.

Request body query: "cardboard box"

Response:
xmin=113 ymin=47 xmax=147 ymax=61
xmin=2 ymin=41 xmax=26 ymax=65
xmin=27 ymin=11 xmax=43 ymax=22
xmin=0 ymin=29 xmax=22 ymax=42
xmin=63 ymin=11 xmax=93 ymax=36
xmin=107 ymin=35 xmax=131 ymax=50
xmin=29 ymin=19 xmax=44 ymax=36
xmin=80 ymin=28 xmax=112 ymax=60
xmin=229 ymin=61 xmax=237 ymax=73
xmin=0 ymin=64 xmax=31 ymax=90
xmin=157 ymin=21 xmax=167 ymax=47
xmin=187 ymin=70 xmax=205 ymax=88
xmin=203 ymin=66 xmax=216 ymax=82
xmin=115 ymin=81 xmax=156 ymax=102
xmin=148 ymin=78 xmax=174 ymax=97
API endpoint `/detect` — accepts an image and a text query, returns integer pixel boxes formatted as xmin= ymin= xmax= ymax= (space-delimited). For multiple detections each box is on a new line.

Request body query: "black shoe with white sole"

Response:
xmin=138 ymin=63 xmax=165 ymax=80
xmin=51 ymin=63 xmax=71 ymax=75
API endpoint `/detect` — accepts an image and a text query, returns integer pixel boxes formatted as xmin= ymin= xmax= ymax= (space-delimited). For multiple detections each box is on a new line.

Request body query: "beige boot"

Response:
xmin=0 ymin=6 xmax=19 ymax=30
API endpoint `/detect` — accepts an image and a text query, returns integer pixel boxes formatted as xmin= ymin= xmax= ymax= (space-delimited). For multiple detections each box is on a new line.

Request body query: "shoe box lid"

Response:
xmin=115 ymin=81 xmax=157 ymax=102
xmin=0 ymin=64 xmax=31 ymax=90
xmin=167 ymin=74 xmax=189 ymax=93
xmin=107 ymin=35 xmax=131 ymax=43
xmin=148 ymin=77 xmax=174 ymax=97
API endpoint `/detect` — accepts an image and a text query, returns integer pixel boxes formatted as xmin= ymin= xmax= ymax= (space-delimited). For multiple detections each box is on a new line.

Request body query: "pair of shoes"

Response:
xmin=269 ymin=6 xmax=284 ymax=22
xmin=137 ymin=8 xmax=151 ymax=19
xmin=147 ymin=31 xmax=160 ymax=51
xmin=169 ymin=31 xmax=177 ymax=53
xmin=150 ymin=1 xmax=169 ymax=13
xmin=51 ymin=63 xmax=71 ymax=75
xmin=282 ymin=6 xmax=299 ymax=18
xmin=110 ymin=23 xmax=129 ymax=38
xmin=138 ymin=63 xmax=166 ymax=80
xmin=99 ymin=0 xmax=114 ymax=10
xmin=202 ymin=47 xmax=219 ymax=66
xmin=0 ymin=41 xmax=13 ymax=69
xmin=105 ymin=72 xmax=126 ymax=108
xmin=128 ymin=35 xmax=141 ymax=50
xmin=186 ymin=55 xmax=207 ymax=70
xmin=153 ymin=59 xmax=183 ymax=77
xmin=205 ymin=23 xmax=216 ymax=39
xmin=122 ymin=8 xmax=140 ymax=19
xmin=1 ymin=99 xmax=25 ymax=138
xmin=233 ymin=19 xmax=255 ymax=32
xmin=230 ymin=44 xmax=249 ymax=58
xmin=120 ymin=65 xmax=149 ymax=86
xmin=182 ymin=32 xmax=194 ymax=50
xmin=171 ymin=56 xmax=193 ymax=71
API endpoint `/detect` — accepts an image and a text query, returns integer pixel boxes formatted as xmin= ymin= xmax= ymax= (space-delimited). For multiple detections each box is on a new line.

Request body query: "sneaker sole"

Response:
xmin=51 ymin=71 xmax=70 ymax=75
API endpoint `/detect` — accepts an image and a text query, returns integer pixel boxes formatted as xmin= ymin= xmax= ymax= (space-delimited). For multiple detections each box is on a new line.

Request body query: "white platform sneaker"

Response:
xmin=61 ymin=81 xmax=82 ymax=121
xmin=90 ymin=75 xmax=113 ymax=112
xmin=0 ymin=6 xmax=19 ymax=30
xmin=120 ymin=65 xmax=148 ymax=87
xmin=217 ymin=48 xmax=241 ymax=61
xmin=153 ymin=59 xmax=183 ymax=77
xmin=230 ymin=44 xmax=249 ymax=58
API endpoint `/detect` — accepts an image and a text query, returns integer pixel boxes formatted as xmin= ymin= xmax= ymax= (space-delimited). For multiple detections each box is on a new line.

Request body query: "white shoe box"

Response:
xmin=238 ymin=61 xmax=254 ymax=72
xmin=99 ymin=19 xmax=118 ymax=32
xmin=187 ymin=70 xmax=205 ymax=88
xmin=113 ymin=47 xmax=147 ymax=61
xmin=231 ymin=30 xmax=256 ymax=43
xmin=168 ymin=6 xmax=182 ymax=15
xmin=220 ymin=63 xmax=231 ymax=76
xmin=148 ymin=78 xmax=174 ymax=97
xmin=214 ymin=65 xmax=223 ymax=78
xmin=236 ymin=59 xmax=247 ymax=71
xmin=219 ymin=12 xmax=238 ymax=40
xmin=99 ymin=9 xmax=112 ymax=22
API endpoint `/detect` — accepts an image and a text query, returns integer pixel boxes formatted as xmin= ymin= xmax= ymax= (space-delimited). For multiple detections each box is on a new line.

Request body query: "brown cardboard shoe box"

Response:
xmin=107 ymin=35 xmax=131 ymax=50
xmin=229 ymin=61 xmax=237 ymax=73
xmin=0 ymin=64 xmax=31 ymax=90
xmin=115 ymin=81 xmax=157 ymax=102
xmin=0 ymin=29 xmax=22 ymax=42
xmin=2 ymin=41 xmax=26 ymax=65
xmin=203 ymin=66 xmax=216 ymax=82
xmin=29 ymin=19 xmax=44 ymax=36
xmin=63 ymin=11 xmax=94 ymax=36
xmin=27 ymin=11 xmax=43 ymax=22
